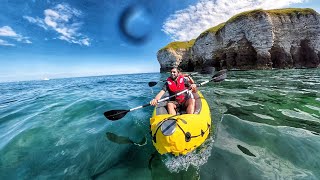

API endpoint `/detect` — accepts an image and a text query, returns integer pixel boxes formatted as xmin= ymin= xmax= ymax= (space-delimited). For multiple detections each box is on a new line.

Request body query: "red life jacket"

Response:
xmin=167 ymin=75 xmax=186 ymax=104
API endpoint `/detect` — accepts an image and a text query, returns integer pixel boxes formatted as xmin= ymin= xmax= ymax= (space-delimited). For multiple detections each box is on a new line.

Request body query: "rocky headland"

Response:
xmin=157 ymin=8 xmax=320 ymax=72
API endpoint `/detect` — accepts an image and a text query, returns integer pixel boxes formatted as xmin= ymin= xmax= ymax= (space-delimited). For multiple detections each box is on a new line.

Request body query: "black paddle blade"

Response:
xmin=212 ymin=69 xmax=227 ymax=82
xmin=148 ymin=81 xmax=157 ymax=87
xmin=104 ymin=110 xmax=129 ymax=120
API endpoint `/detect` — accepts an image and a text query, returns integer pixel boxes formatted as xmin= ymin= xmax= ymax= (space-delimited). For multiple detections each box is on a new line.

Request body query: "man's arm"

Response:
xmin=150 ymin=90 xmax=166 ymax=106
xmin=183 ymin=74 xmax=195 ymax=84
xmin=184 ymin=78 xmax=197 ymax=92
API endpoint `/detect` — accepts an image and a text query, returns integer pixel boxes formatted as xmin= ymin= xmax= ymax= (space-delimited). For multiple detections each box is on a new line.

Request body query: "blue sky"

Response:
xmin=0 ymin=0 xmax=319 ymax=82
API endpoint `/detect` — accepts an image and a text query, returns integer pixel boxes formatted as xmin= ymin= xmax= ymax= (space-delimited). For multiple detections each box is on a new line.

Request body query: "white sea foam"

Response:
xmin=305 ymin=105 xmax=320 ymax=113
xmin=163 ymin=137 xmax=214 ymax=173
xmin=279 ymin=109 xmax=320 ymax=122
xmin=253 ymin=113 xmax=275 ymax=120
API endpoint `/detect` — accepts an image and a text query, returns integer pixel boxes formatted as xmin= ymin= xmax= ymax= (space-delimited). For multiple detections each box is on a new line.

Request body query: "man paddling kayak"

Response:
xmin=150 ymin=67 xmax=197 ymax=115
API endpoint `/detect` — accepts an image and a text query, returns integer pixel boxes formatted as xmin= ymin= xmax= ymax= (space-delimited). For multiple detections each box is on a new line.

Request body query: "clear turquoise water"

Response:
xmin=0 ymin=69 xmax=319 ymax=179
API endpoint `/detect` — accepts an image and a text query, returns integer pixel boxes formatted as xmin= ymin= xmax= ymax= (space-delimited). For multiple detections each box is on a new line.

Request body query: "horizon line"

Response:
xmin=0 ymin=71 xmax=160 ymax=84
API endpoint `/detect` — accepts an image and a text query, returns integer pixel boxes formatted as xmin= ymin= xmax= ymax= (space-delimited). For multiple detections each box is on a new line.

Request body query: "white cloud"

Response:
xmin=25 ymin=40 xmax=32 ymax=44
xmin=23 ymin=3 xmax=90 ymax=46
xmin=23 ymin=16 xmax=48 ymax=30
xmin=0 ymin=26 xmax=18 ymax=37
xmin=162 ymin=0 xmax=307 ymax=41
xmin=0 ymin=39 xmax=15 ymax=46
xmin=81 ymin=38 xmax=90 ymax=46
xmin=0 ymin=26 xmax=31 ymax=46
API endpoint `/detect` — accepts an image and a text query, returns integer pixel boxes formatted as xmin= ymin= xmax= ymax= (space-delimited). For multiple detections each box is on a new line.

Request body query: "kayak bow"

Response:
xmin=150 ymin=91 xmax=212 ymax=156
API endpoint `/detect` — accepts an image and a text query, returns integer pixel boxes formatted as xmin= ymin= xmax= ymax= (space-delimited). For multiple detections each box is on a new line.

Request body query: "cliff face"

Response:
xmin=157 ymin=48 xmax=192 ymax=72
xmin=157 ymin=8 xmax=320 ymax=72
xmin=157 ymin=40 xmax=194 ymax=72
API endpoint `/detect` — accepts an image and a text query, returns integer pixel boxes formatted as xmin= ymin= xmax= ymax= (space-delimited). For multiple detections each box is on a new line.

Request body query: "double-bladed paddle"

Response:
xmin=104 ymin=69 xmax=227 ymax=121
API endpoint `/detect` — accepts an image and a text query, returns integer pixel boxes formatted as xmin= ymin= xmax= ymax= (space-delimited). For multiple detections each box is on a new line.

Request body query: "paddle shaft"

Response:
xmin=128 ymin=88 xmax=189 ymax=112
xmin=130 ymin=78 xmax=215 ymax=112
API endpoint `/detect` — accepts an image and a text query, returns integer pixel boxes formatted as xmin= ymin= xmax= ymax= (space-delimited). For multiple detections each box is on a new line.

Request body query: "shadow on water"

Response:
xmin=237 ymin=144 xmax=256 ymax=157
xmin=105 ymin=132 xmax=147 ymax=146
xmin=91 ymin=132 xmax=147 ymax=180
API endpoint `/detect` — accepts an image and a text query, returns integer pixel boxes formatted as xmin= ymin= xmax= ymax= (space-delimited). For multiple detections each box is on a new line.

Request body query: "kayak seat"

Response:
xmin=156 ymin=91 xmax=202 ymax=115
xmin=156 ymin=101 xmax=169 ymax=115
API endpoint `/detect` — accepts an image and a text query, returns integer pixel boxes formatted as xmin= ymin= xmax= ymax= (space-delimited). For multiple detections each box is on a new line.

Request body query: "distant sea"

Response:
xmin=0 ymin=69 xmax=319 ymax=179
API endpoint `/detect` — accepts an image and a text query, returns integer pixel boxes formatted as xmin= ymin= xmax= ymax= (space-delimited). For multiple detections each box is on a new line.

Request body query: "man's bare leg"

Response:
xmin=185 ymin=99 xmax=195 ymax=114
xmin=167 ymin=102 xmax=177 ymax=115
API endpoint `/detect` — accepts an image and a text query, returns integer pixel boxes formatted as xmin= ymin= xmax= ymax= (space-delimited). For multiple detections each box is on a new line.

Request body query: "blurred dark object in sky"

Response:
xmin=119 ymin=4 xmax=153 ymax=45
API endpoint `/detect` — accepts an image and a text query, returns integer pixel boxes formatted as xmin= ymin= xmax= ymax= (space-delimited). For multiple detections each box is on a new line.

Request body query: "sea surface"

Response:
xmin=0 ymin=69 xmax=319 ymax=179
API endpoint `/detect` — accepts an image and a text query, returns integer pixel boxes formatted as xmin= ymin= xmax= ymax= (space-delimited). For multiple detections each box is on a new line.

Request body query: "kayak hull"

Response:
xmin=150 ymin=91 xmax=212 ymax=156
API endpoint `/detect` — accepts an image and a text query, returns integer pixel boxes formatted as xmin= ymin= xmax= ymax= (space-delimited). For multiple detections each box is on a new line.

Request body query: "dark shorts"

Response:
xmin=168 ymin=91 xmax=194 ymax=106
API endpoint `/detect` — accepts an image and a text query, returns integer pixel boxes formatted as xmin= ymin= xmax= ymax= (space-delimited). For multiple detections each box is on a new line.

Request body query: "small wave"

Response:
xmin=163 ymin=137 xmax=214 ymax=173
xmin=85 ymin=128 xmax=98 ymax=134
xmin=0 ymin=113 xmax=35 ymax=149
xmin=279 ymin=109 xmax=319 ymax=122
xmin=253 ymin=113 xmax=275 ymax=121
xmin=223 ymin=99 xmax=261 ymax=108
xmin=0 ymin=99 xmax=18 ymax=105
xmin=305 ymin=105 xmax=320 ymax=113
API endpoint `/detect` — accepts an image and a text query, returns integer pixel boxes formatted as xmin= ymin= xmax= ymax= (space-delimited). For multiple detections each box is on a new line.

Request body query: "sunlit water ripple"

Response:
xmin=0 ymin=69 xmax=319 ymax=179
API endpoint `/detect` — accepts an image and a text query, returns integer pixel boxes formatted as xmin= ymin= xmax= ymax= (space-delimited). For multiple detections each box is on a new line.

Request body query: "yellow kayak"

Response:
xmin=150 ymin=91 xmax=212 ymax=156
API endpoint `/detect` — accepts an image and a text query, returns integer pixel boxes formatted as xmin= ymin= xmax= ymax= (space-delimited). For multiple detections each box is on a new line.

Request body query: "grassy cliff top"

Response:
xmin=160 ymin=39 xmax=195 ymax=51
xmin=197 ymin=22 xmax=226 ymax=39
xmin=267 ymin=8 xmax=318 ymax=16
xmin=227 ymin=8 xmax=318 ymax=24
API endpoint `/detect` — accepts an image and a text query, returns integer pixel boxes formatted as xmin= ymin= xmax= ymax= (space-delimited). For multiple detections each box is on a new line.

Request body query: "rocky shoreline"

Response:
xmin=157 ymin=8 xmax=320 ymax=72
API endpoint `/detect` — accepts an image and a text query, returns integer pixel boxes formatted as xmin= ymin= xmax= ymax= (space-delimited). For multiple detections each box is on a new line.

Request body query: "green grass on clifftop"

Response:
xmin=267 ymin=8 xmax=318 ymax=16
xmin=197 ymin=22 xmax=226 ymax=39
xmin=227 ymin=9 xmax=264 ymax=24
xmin=227 ymin=8 xmax=318 ymax=24
xmin=160 ymin=39 xmax=195 ymax=51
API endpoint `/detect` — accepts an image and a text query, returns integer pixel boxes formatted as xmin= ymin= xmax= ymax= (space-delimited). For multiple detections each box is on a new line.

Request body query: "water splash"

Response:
xmin=163 ymin=137 xmax=214 ymax=173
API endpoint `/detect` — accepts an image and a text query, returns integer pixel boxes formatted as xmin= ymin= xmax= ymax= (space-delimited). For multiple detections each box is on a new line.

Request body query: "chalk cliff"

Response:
xmin=157 ymin=8 xmax=320 ymax=72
